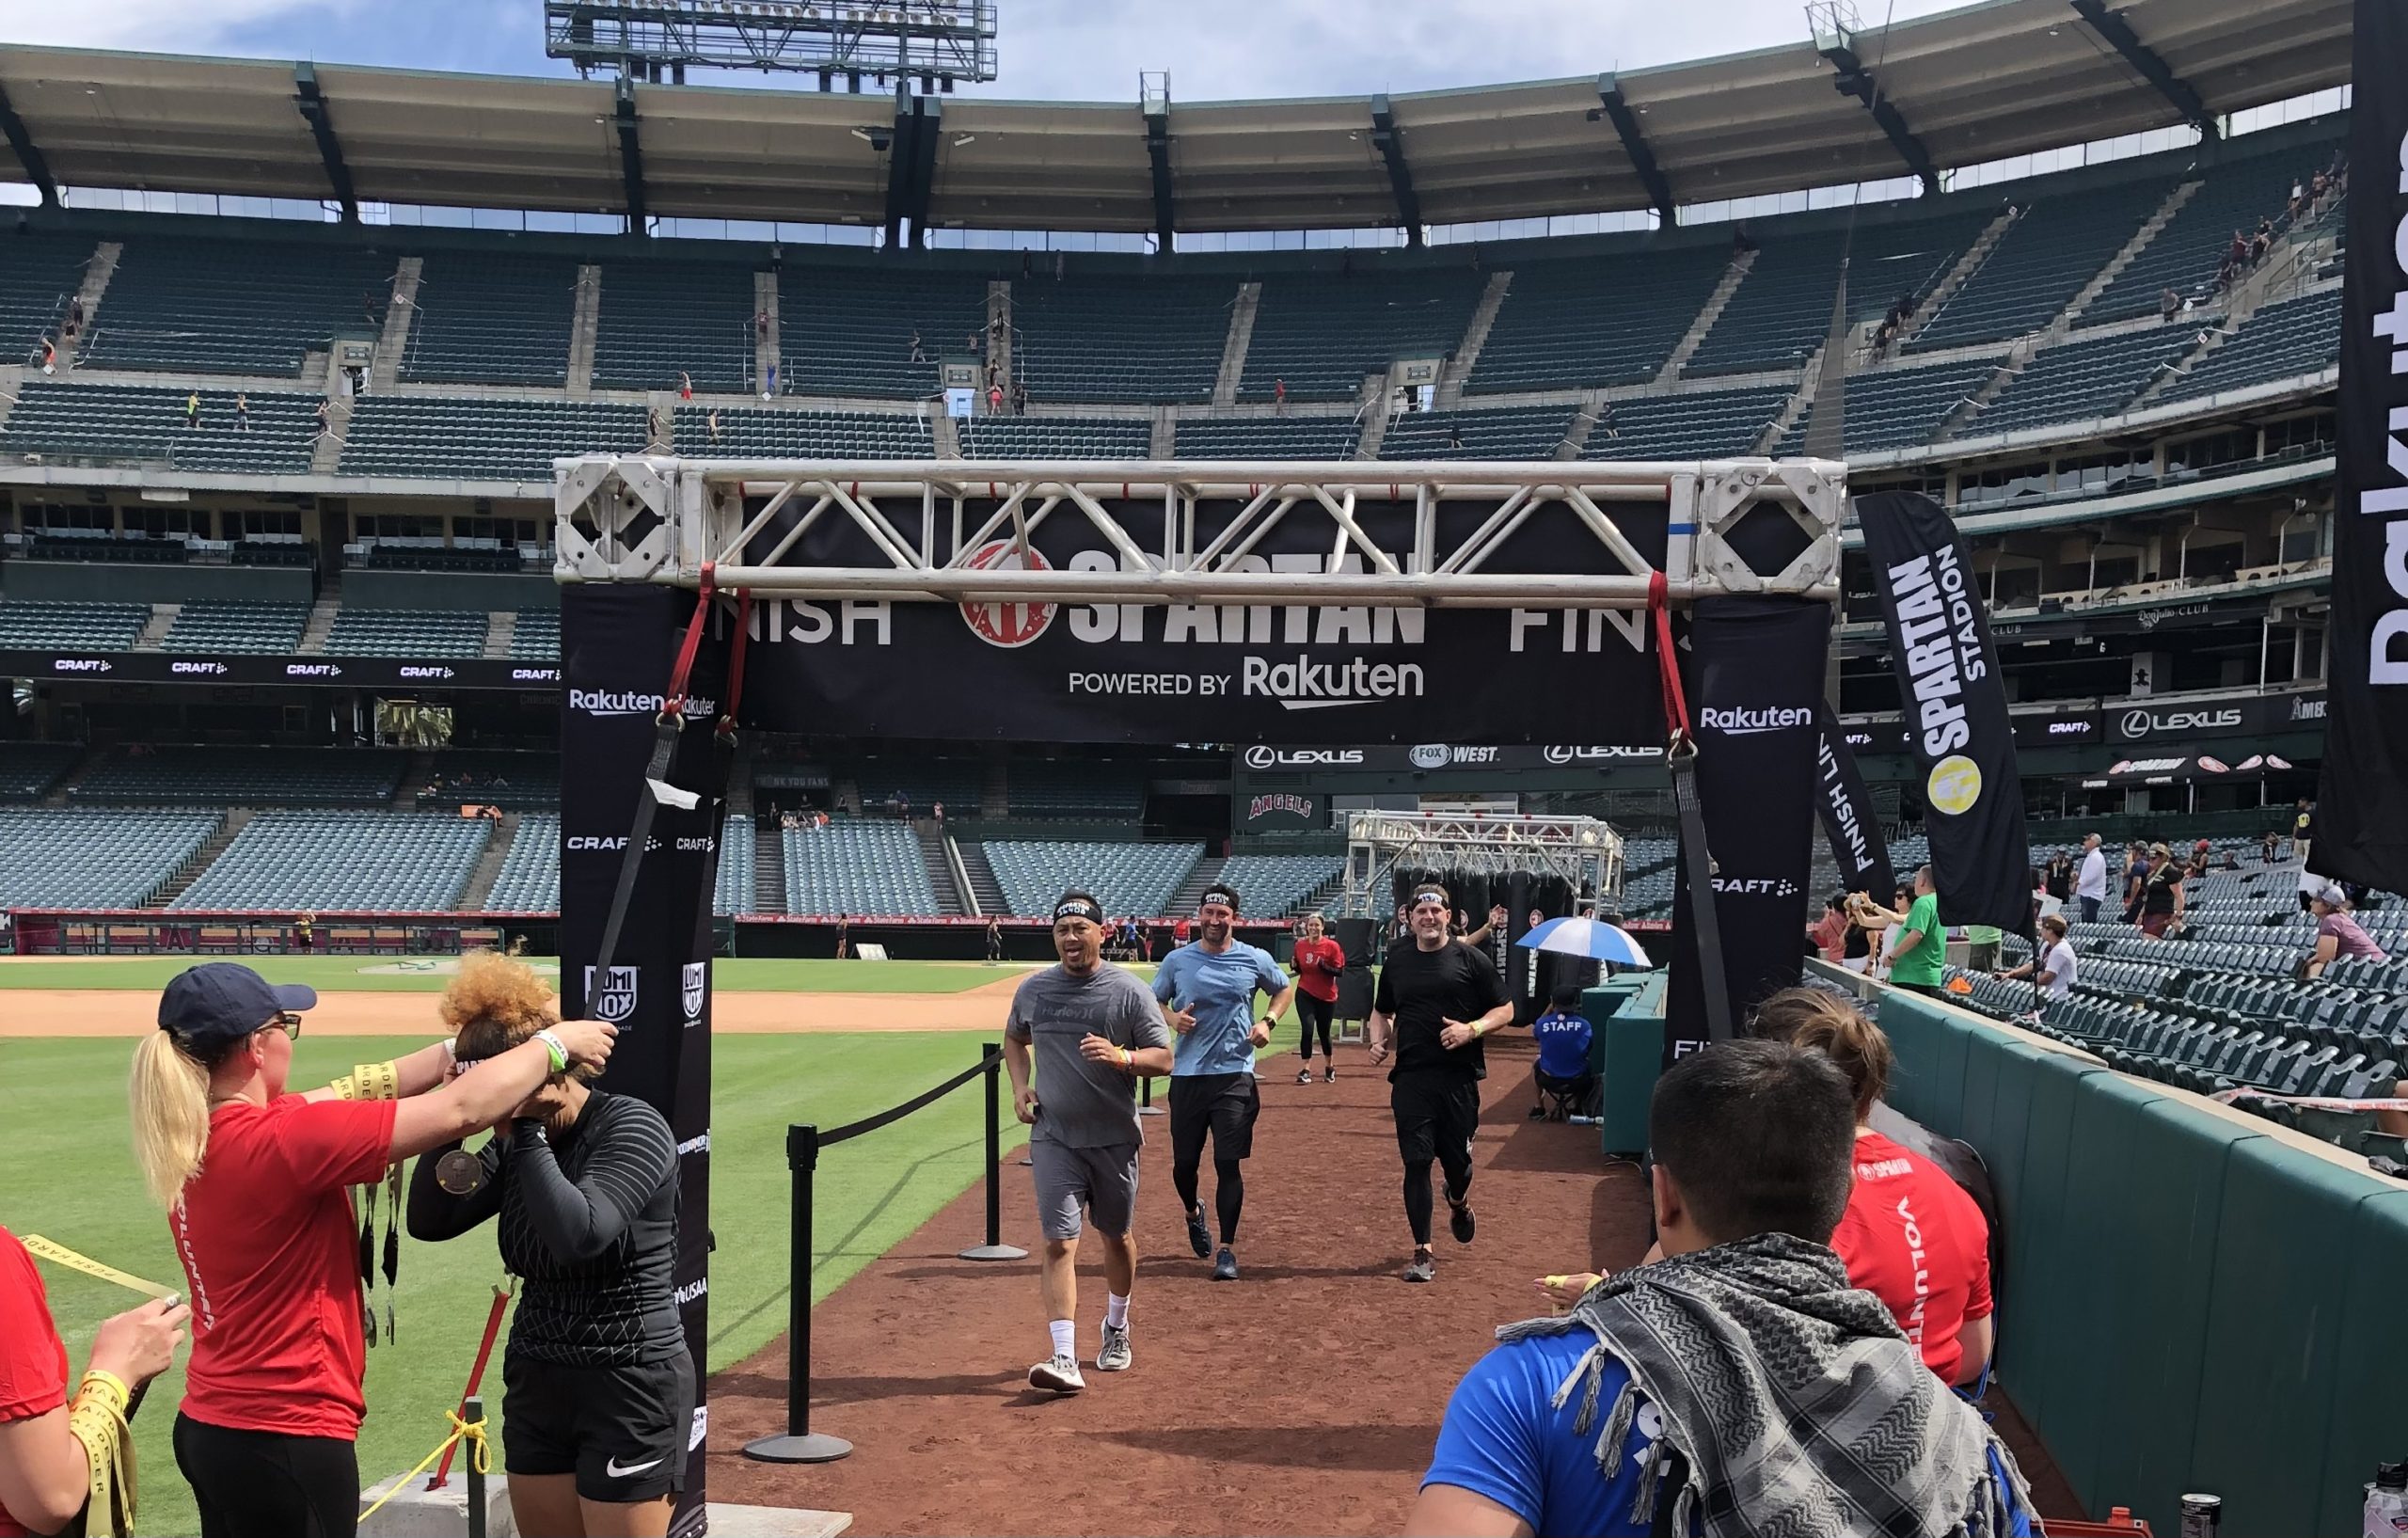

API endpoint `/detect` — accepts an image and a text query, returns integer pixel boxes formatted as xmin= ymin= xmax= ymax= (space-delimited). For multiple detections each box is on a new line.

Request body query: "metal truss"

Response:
xmin=1339 ymin=810 xmax=1624 ymax=921
xmin=554 ymin=456 xmax=1846 ymax=610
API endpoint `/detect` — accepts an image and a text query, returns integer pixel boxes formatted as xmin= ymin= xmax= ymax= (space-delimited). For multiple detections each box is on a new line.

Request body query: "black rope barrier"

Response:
xmin=743 ymin=1042 xmax=1025 ymax=1467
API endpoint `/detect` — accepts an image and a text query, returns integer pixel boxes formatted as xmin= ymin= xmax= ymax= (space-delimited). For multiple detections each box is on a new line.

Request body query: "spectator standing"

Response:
xmin=1011 ymin=376 xmax=1027 ymax=415
xmin=1289 ymin=912 xmax=1346 ymax=1084
xmin=645 ymin=405 xmax=661 ymax=448
xmin=183 ymin=390 xmax=200 ymax=430
xmin=1999 ymin=912 xmax=2077 ymax=1013
xmin=909 ymin=328 xmax=925 ymax=364
xmin=1840 ymin=897 xmax=1874 ymax=975
xmin=707 ymin=409 xmax=722 ymax=445
xmin=2121 ymin=841 xmax=2150 ymax=922
xmin=66 ymin=296 xmax=84 ymax=337
xmin=39 ymin=335 xmax=55 ymax=375
xmin=984 ymin=912 xmax=1003 ymax=965
xmin=2302 ymin=883 xmax=2387 ymax=979
xmin=1810 ymin=895 xmax=1848 ymax=965
xmin=314 ymin=399 xmax=331 ymax=440
xmin=234 ymin=393 xmax=250 ymax=433
xmin=1963 ymin=921 xmax=2002 ymax=974
xmin=1852 ymin=867 xmax=1944 ymax=998
xmin=2161 ymin=286 xmax=2181 ymax=322
xmin=1413 ymin=1039 xmax=2033 ymax=1538
xmin=2074 ymin=832 xmax=2107 ymax=923
xmin=1272 ymin=377 xmax=1288 ymax=412
xmin=678 ymin=372 xmax=692 ymax=401
xmin=2292 ymin=797 xmax=2315 ymax=865
xmin=834 ymin=916 xmax=849 ymax=960
xmin=987 ymin=381 xmax=1004 ymax=414
xmin=2136 ymin=843 xmax=2185 ymax=938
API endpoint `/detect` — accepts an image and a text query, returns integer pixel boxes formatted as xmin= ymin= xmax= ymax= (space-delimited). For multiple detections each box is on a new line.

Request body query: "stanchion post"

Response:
xmin=960 ymin=1046 xmax=1028 ymax=1261
xmin=463 ymin=1395 xmax=486 ymax=1538
xmin=742 ymin=1124 xmax=852 ymax=1464
xmin=1137 ymin=1073 xmax=1164 ymax=1117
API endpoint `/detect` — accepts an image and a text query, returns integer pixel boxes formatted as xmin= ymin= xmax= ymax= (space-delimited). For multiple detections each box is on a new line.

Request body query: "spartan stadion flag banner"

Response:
xmin=726 ymin=493 xmax=1668 ymax=743
xmin=560 ymin=583 xmax=731 ymax=1537
xmin=1664 ymin=596 xmax=1830 ymax=1063
xmin=1814 ymin=698 xmax=1894 ymax=900
xmin=1854 ymin=490 xmax=2031 ymax=933
xmin=2313 ymin=0 xmax=2408 ymax=894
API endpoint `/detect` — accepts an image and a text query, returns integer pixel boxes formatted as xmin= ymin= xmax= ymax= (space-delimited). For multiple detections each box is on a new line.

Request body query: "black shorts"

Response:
xmin=1168 ymin=1071 xmax=1259 ymax=1165
xmin=502 ymin=1350 xmax=695 ymax=1503
xmin=1389 ymin=1071 xmax=1481 ymax=1165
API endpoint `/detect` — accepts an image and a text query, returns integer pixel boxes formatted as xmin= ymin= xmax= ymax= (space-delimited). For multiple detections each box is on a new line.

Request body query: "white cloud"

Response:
xmin=0 ymin=0 xmax=336 ymax=53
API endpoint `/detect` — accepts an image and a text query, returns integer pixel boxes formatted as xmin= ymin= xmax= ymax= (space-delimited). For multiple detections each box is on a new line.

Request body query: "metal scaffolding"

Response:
xmin=1339 ymin=810 xmax=1624 ymax=923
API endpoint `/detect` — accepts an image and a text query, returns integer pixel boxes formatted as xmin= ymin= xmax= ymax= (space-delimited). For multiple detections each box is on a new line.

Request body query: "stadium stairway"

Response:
xmin=1165 ymin=856 xmax=1228 ymax=919
xmin=1211 ymin=283 xmax=1261 ymax=408
xmin=752 ymin=821 xmax=787 ymax=915
xmin=309 ymin=397 xmax=349 ymax=475
xmin=148 ymin=811 xmax=247 ymax=908
xmin=1433 ymin=272 xmax=1513 ymax=410
xmin=371 ymin=259 xmax=421 ymax=392
xmin=392 ymin=749 xmax=438 ymax=810
xmin=567 ymin=266 xmax=602 ymax=396
xmin=2058 ymin=181 xmax=2198 ymax=331
xmin=59 ymin=244 xmax=122 ymax=376
xmin=915 ymin=823 xmax=966 ymax=916
xmin=956 ymin=839 xmax=1006 ymax=916
xmin=1657 ymin=252 xmax=1753 ymax=385
xmin=455 ymin=813 xmax=518 ymax=911
xmin=1898 ymin=209 xmax=2020 ymax=341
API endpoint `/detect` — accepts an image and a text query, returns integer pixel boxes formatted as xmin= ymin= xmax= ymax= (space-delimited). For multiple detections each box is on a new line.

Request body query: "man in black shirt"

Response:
xmin=1369 ymin=883 xmax=1513 ymax=1284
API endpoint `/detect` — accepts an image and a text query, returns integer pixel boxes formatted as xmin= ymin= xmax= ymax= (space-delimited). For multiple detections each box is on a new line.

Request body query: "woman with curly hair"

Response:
xmin=406 ymin=952 xmax=689 ymax=1538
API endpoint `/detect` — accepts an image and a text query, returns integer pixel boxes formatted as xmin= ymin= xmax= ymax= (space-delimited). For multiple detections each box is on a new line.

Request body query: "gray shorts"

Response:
xmin=1030 ymin=1138 xmax=1139 ymax=1241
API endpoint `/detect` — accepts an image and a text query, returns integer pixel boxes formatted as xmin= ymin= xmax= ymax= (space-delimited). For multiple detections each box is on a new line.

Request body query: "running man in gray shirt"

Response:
xmin=1003 ymin=890 xmax=1173 ymax=1396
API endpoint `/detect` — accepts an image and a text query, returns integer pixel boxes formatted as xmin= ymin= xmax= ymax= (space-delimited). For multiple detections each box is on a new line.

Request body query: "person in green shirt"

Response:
xmin=1852 ymin=866 xmax=1947 ymax=996
xmin=1964 ymin=922 xmax=2003 ymax=973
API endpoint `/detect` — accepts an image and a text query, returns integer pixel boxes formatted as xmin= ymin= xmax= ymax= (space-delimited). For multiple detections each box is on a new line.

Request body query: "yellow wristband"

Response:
xmin=332 ymin=1060 xmax=400 ymax=1102
xmin=1471 ymin=1022 xmax=1486 ymax=1039
xmin=1119 ymin=1046 xmax=1133 ymax=1069
xmin=76 ymin=1369 xmax=132 ymax=1418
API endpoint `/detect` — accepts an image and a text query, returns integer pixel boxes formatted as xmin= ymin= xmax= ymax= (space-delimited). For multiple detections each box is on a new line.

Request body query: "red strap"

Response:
xmin=427 ymin=1284 xmax=511 ymax=1490
xmin=661 ymin=562 xmax=716 ymax=721
xmin=1649 ymin=572 xmax=1691 ymax=747
xmin=718 ymin=589 xmax=752 ymax=736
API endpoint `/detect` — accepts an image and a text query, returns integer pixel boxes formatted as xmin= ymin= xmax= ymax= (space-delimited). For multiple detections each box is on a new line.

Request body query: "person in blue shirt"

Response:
xmin=1529 ymin=984 xmax=1594 ymax=1121
xmin=1409 ymin=1039 xmax=2036 ymax=1538
xmin=1150 ymin=884 xmax=1292 ymax=1282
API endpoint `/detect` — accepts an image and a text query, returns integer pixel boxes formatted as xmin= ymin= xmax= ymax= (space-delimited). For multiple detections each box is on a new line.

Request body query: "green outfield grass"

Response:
xmin=0 ymin=1031 xmax=1027 ymax=1538
xmin=0 ymin=955 xmax=1026 ymax=994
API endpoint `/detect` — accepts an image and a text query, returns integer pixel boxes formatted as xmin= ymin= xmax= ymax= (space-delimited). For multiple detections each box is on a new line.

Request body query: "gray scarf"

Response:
xmin=1498 ymin=1233 xmax=2031 ymax=1537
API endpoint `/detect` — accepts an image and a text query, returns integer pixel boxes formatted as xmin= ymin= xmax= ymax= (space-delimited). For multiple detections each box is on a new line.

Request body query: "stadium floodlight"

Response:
xmin=544 ymin=0 xmax=999 ymax=86
xmin=1803 ymin=0 xmax=1862 ymax=56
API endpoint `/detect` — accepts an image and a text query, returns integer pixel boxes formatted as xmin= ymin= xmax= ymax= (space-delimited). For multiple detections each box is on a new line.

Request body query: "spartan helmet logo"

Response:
xmin=681 ymin=960 xmax=707 ymax=1023
xmin=585 ymin=965 xmax=640 ymax=1023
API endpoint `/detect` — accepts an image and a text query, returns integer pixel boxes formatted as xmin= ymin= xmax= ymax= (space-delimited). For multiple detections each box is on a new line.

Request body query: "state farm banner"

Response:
xmin=1814 ymin=699 xmax=1894 ymax=900
xmin=2315 ymin=0 xmax=2408 ymax=893
xmin=728 ymin=495 xmax=1669 ymax=744
xmin=1854 ymin=490 xmax=2030 ymax=934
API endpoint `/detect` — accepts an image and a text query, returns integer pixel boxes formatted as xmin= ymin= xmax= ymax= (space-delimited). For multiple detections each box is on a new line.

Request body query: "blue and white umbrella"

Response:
xmin=1514 ymin=916 xmax=1653 ymax=968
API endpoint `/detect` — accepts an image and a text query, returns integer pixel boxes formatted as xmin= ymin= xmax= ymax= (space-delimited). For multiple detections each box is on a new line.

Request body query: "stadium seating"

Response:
xmin=162 ymin=601 xmax=310 ymax=655
xmin=323 ymin=608 xmax=489 ymax=658
xmin=0 ymin=807 xmax=222 ymax=909
xmin=1239 ymin=271 xmax=1484 ymax=402
xmin=1687 ymin=214 xmax=1989 ymax=376
xmin=1380 ymin=404 xmax=1574 ymax=460
xmin=1175 ymin=416 xmax=1360 ymax=459
xmin=683 ymin=406 xmax=931 ymax=457
xmin=0 ymin=600 xmax=149 ymax=651
xmin=1778 ymin=359 xmax=1998 ymax=454
xmin=484 ymin=812 xmax=559 ymax=912
xmin=2082 ymin=135 xmax=2342 ymax=325
xmin=417 ymin=751 xmax=558 ymax=810
xmin=2157 ymin=290 xmax=2341 ymax=403
xmin=84 ymin=238 xmax=393 ymax=375
xmin=592 ymin=259 xmax=756 ymax=393
xmin=401 ymin=251 xmax=578 ymax=387
xmin=340 ymin=397 xmax=646 ymax=481
xmin=171 ymin=810 xmax=489 ymax=912
xmin=715 ymin=818 xmax=755 ymax=917
xmin=1964 ymin=326 xmax=2195 ymax=436
xmin=0 ymin=234 xmax=95 ymax=358
xmin=1908 ymin=181 xmax=2170 ymax=352
xmin=0 ymin=742 xmax=80 ymax=801
xmin=16 ymin=527 xmax=190 ymax=564
xmin=983 ymin=839 xmax=1202 ymax=917
xmin=852 ymin=758 xmax=982 ymax=813
xmin=1581 ymin=385 xmax=1792 ymax=460
xmin=1214 ymin=853 xmax=1344 ymax=916
xmin=783 ymin=819 xmax=937 ymax=915
xmin=778 ymin=266 xmax=989 ymax=399
xmin=957 ymin=415 xmax=1150 ymax=460
xmin=1468 ymin=250 xmax=1727 ymax=393
xmin=511 ymin=609 xmax=561 ymax=659
xmin=1011 ymin=273 xmax=1233 ymax=404
xmin=2 ymin=384 xmax=319 ymax=472
xmin=1006 ymin=760 xmax=1143 ymax=819
xmin=71 ymin=746 xmax=404 ymax=806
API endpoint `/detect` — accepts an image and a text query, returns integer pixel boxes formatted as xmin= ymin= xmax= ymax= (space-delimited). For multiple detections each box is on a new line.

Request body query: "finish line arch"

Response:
xmin=547 ymin=454 xmax=1845 ymax=1529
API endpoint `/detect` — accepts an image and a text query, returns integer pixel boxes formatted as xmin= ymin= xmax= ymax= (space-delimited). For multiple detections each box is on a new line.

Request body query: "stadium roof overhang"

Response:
xmin=0 ymin=0 xmax=2350 ymax=236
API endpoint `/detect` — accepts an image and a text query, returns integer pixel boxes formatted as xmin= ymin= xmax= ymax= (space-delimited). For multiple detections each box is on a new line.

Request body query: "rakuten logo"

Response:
xmin=1700 ymin=706 xmax=1812 ymax=736
xmin=569 ymin=689 xmax=717 ymax=719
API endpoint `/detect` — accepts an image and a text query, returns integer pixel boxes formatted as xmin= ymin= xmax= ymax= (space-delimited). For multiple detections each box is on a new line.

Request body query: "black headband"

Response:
xmin=1054 ymin=897 xmax=1102 ymax=923
xmin=1200 ymin=888 xmax=1239 ymax=912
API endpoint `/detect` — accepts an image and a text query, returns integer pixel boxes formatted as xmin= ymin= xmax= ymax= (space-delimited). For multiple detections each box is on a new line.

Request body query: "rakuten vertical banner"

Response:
xmin=1854 ymin=491 xmax=2030 ymax=933
xmin=2314 ymin=0 xmax=2408 ymax=894
xmin=1664 ymin=596 xmax=1830 ymax=1062
xmin=560 ymin=584 xmax=731 ymax=1538
xmin=1814 ymin=699 xmax=1895 ymax=900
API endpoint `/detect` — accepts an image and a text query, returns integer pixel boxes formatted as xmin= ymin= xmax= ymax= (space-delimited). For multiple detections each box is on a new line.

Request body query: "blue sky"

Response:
xmin=0 ymin=0 xmax=1969 ymax=103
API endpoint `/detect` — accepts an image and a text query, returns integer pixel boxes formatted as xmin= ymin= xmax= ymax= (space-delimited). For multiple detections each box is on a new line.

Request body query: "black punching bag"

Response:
xmin=1332 ymin=917 xmax=1377 ymax=1020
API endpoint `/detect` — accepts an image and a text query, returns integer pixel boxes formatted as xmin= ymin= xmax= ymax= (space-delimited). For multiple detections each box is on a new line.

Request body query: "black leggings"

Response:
xmin=175 ymin=1413 xmax=358 ymax=1538
xmin=1173 ymin=1158 xmax=1245 ymax=1245
xmin=1294 ymin=992 xmax=1335 ymax=1059
xmin=1401 ymin=1157 xmax=1475 ymax=1249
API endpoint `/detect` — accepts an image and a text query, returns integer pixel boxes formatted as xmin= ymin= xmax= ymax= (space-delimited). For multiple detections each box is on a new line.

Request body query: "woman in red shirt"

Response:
xmin=1290 ymin=912 xmax=1346 ymax=1085
xmin=0 ymin=1229 xmax=186 ymax=1538
xmin=127 ymin=962 xmax=616 ymax=1538
xmin=1756 ymin=988 xmax=1995 ymax=1385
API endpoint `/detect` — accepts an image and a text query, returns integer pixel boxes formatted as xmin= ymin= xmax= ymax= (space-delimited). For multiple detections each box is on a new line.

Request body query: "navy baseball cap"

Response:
xmin=159 ymin=962 xmax=318 ymax=1051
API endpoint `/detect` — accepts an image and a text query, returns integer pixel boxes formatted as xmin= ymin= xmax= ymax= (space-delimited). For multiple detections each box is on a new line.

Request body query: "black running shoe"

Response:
xmin=1212 ymin=1246 xmax=1239 ymax=1281
xmin=1186 ymin=1204 xmax=1212 ymax=1259
xmin=1449 ymin=1198 xmax=1476 ymax=1245
xmin=1403 ymin=1250 xmax=1436 ymax=1284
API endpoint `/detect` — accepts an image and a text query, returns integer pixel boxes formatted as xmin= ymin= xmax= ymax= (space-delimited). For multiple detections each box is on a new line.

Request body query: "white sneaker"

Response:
xmin=1028 ymin=1354 xmax=1085 ymax=1394
xmin=1096 ymin=1324 xmax=1133 ymax=1372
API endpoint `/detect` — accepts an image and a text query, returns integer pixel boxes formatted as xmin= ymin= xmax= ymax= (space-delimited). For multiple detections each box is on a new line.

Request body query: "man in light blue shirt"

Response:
xmin=1151 ymin=883 xmax=1293 ymax=1281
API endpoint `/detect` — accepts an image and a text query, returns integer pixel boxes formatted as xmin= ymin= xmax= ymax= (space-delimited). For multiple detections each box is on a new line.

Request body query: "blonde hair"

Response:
xmin=442 ymin=951 xmax=580 ymax=1080
xmin=1751 ymin=986 xmax=1893 ymax=1120
xmin=130 ymin=1029 xmax=219 ymax=1208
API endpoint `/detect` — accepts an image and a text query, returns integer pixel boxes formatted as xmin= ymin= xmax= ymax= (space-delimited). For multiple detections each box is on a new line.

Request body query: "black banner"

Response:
xmin=1664 ymin=596 xmax=1830 ymax=1061
xmin=1238 ymin=741 xmax=1663 ymax=773
xmin=1814 ymin=699 xmax=1894 ymax=900
xmin=0 ymin=649 xmax=560 ymax=690
xmin=731 ymin=497 xmax=1669 ymax=744
xmin=2110 ymin=690 xmax=2327 ymax=744
xmin=1854 ymin=491 xmax=2030 ymax=933
xmin=2082 ymin=750 xmax=2295 ymax=788
xmin=559 ymin=585 xmax=730 ymax=1536
xmin=2321 ymin=18 xmax=2408 ymax=892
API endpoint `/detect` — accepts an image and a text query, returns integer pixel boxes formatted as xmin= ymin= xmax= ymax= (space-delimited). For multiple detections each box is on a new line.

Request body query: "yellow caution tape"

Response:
xmin=21 ymin=1236 xmax=176 ymax=1300
xmin=356 ymin=1408 xmax=491 ymax=1526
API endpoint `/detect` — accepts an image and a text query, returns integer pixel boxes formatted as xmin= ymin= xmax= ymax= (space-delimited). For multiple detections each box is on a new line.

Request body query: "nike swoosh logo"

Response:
xmin=605 ymin=1456 xmax=663 ymax=1479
